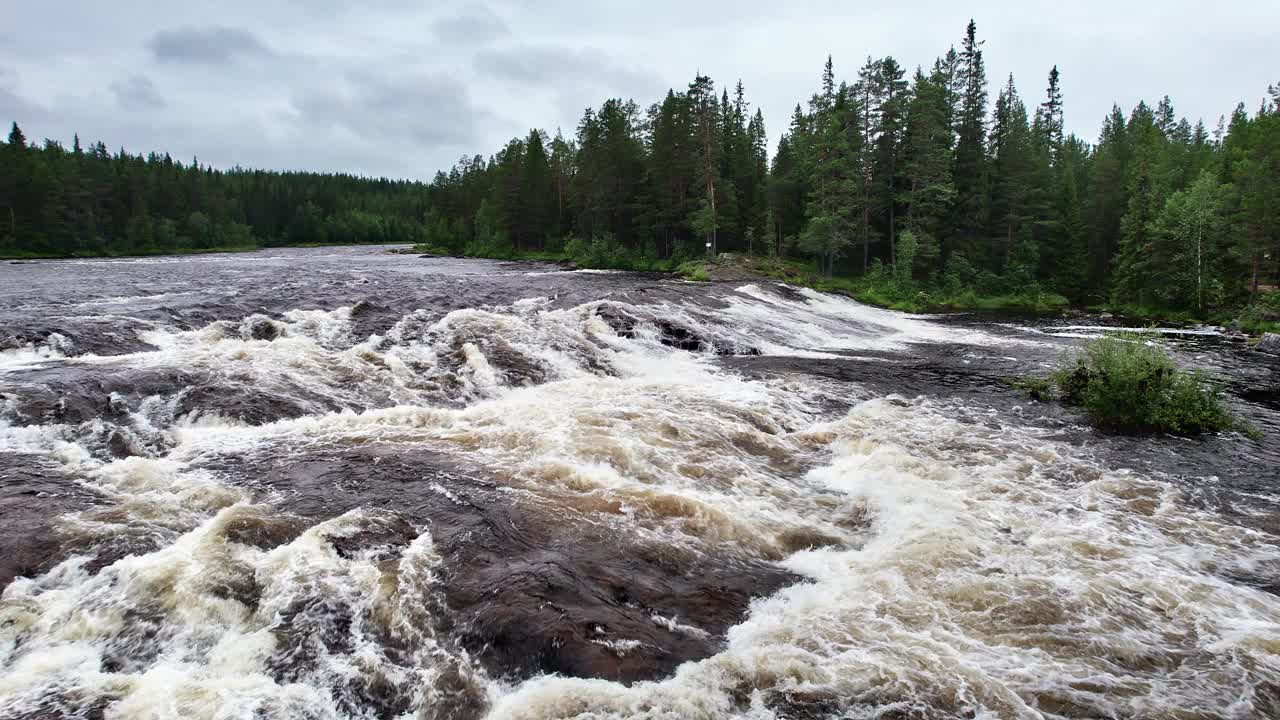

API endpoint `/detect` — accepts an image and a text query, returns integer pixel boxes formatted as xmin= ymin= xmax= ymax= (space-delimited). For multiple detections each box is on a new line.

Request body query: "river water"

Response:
xmin=1 ymin=245 xmax=1278 ymax=720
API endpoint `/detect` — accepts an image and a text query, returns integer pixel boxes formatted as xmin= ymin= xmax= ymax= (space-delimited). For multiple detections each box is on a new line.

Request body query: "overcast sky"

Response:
xmin=2 ymin=1 xmax=1276 ymax=180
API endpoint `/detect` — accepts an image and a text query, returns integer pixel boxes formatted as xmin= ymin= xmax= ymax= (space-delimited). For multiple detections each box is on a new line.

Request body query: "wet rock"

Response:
xmin=0 ymin=319 xmax=157 ymax=358
xmin=347 ymin=300 xmax=402 ymax=340
xmin=222 ymin=513 xmax=309 ymax=550
xmin=0 ymin=455 xmax=103 ymax=590
xmin=596 ymin=313 xmax=758 ymax=356
xmin=596 ymin=305 xmax=638 ymax=338
xmin=208 ymin=444 xmax=799 ymax=685
xmin=0 ymin=365 xmax=199 ymax=426
xmin=327 ymin=512 xmax=419 ymax=561
xmin=655 ymin=320 xmax=703 ymax=352
xmin=174 ymin=383 xmax=317 ymax=425
xmin=243 ymin=315 xmax=279 ymax=341
xmin=1258 ymin=333 xmax=1280 ymax=354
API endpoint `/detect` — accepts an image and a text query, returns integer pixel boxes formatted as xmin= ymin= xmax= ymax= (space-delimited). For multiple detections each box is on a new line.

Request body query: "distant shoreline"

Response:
xmin=0 ymin=242 xmax=410 ymax=262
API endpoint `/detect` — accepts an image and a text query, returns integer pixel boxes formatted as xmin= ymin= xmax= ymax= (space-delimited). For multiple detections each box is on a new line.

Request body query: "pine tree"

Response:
xmin=1113 ymin=102 xmax=1165 ymax=305
xmin=855 ymin=57 xmax=883 ymax=270
xmin=950 ymin=20 xmax=990 ymax=264
xmin=519 ymin=129 xmax=554 ymax=249
xmin=688 ymin=74 xmax=721 ymax=255
xmin=875 ymin=56 xmax=908 ymax=267
xmin=7 ymin=122 xmax=26 ymax=149
xmin=900 ymin=67 xmax=955 ymax=277
xmin=1039 ymin=66 xmax=1064 ymax=165
xmin=801 ymin=87 xmax=858 ymax=276
xmin=1087 ymin=105 xmax=1129 ymax=292
xmin=821 ymin=55 xmax=836 ymax=109
xmin=989 ymin=74 xmax=1034 ymax=271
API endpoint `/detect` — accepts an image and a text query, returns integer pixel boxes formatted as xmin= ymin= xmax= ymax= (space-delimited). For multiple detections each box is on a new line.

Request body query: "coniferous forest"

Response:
xmin=3 ymin=20 xmax=1278 ymax=324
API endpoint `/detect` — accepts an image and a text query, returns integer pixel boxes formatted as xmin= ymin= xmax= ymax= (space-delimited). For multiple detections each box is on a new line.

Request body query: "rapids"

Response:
xmin=1 ymin=245 xmax=1278 ymax=720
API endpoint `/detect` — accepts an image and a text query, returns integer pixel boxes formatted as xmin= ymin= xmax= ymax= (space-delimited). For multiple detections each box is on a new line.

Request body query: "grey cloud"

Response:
xmin=111 ymin=74 xmax=166 ymax=111
xmin=433 ymin=4 xmax=509 ymax=45
xmin=149 ymin=26 xmax=270 ymax=64
xmin=5 ymin=0 xmax=1278 ymax=181
xmin=294 ymin=70 xmax=493 ymax=151
xmin=475 ymin=45 xmax=660 ymax=95
xmin=0 ymin=70 xmax=47 ymax=125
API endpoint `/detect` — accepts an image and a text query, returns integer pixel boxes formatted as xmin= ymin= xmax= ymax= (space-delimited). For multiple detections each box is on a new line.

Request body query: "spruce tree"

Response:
xmin=801 ymin=87 xmax=858 ymax=276
xmin=989 ymin=75 xmax=1034 ymax=271
xmin=875 ymin=57 xmax=908 ymax=267
xmin=900 ymin=67 xmax=955 ymax=277
xmin=1039 ymin=66 xmax=1064 ymax=166
xmin=950 ymin=20 xmax=990 ymax=264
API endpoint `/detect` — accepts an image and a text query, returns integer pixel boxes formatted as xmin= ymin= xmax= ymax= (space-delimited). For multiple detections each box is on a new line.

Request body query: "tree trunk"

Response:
xmin=1251 ymin=248 xmax=1261 ymax=302
xmin=1006 ymin=216 xmax=1014 ymax=269
xmin=888 ymin=175 xmax=896 ymax=270
xmin=862 ymin=205 xmax=870 ymax=273
xmin=1196 ymin=220 xmax=1202 ymax=313
xmin=701 ymin=111 xmax=717 ymax=258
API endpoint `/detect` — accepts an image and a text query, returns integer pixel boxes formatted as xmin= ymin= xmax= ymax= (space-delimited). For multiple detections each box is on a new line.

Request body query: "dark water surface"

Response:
xmin=1 ymin=246 xmax=1277 ymax=719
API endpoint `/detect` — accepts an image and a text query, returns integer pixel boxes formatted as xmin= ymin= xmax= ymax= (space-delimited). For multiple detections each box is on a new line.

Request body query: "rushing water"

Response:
xmin=1 ymin=246 xmax=1278 ymax=720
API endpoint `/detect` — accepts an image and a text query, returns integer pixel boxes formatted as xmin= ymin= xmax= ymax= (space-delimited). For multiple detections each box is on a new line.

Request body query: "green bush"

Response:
xmin=676 ymin=261 xmax=710 ymax=282
xmin=1046 ymin=334 xmax=1233 ymax=434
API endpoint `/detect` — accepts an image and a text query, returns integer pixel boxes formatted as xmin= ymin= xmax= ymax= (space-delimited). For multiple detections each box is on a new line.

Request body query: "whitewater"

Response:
xmin=1 ymin=246 xmax=1277 ymax=719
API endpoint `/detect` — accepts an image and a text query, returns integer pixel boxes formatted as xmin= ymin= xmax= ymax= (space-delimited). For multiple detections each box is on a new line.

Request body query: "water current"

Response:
xmin=1 ymin=246 xmax=1277 ymax=719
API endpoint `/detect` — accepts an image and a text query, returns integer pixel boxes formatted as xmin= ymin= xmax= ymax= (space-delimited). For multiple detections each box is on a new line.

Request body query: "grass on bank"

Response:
xmin=416 ymin=235 xmax=1278 ymax=332
xmin=1016 ymin=334 xmax=1237 ymax=435
xmin=719 ymin=254 xmax=1071 ymax=314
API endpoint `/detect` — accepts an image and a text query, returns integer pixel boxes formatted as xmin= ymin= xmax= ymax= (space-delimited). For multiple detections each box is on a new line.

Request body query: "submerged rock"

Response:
xmin=208 ymin=445 xmax=799 ymax=685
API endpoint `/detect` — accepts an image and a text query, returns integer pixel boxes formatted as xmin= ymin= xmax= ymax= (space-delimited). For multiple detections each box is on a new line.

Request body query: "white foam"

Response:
xmin=4 ymin=283 xmax=1277 ymax=719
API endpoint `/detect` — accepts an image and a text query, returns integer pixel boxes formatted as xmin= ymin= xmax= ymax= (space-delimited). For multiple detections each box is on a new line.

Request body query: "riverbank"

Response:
xmin=0 ymin=241 xmax=410 ymax=262
xmin=416 ymin=245 xmax=1280 ymax=335
xmin=416 ymin=244 xmax=1075 ymax=315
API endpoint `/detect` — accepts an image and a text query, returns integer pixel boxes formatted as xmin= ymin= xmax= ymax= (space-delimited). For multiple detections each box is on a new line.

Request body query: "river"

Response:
xmin=1 ymin=245 xmax=1278 ymax=719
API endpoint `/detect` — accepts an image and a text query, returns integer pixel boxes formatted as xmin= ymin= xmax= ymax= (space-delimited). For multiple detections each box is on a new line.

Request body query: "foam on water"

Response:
xmin=487 ymin=398 xmax=1280 ymax=719
xmin=0 ymin=333 xmax=73 ymax=369
xmin=2 ymin=273 xmax=1277 ymax=719
xmin=726 ymin=284 xmax=1029 ymax=355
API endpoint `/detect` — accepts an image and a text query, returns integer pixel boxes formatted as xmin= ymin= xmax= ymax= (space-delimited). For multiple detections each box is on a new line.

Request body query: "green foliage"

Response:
xmin=1009 ymin=375 xmax=1055 ymax=402
xmin=1048 ymin=335 xmax=1234 ymax=434
xmin=676 ymin=261 xmax=711 ymax=282
xmin=0 ymin=128 xmax=429 ymax=258
xmin=894 ymin=229 xmax=918 ymax=284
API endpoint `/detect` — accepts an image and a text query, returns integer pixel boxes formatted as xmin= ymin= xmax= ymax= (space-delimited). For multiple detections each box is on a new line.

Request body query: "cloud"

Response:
xmin=293 ymin=70 xmax=494 ymax=152
xmin=475 ymin=45 xmax=660 ymax=95
xmin=110 ymin=74 xmax=166 ymax=111
xmin=149 ymin=26 xmax=270 ymax=64
xmin=4 ymin=0 xmax=1278 ymax=181
xmin=0 ymin=69 xmax=47 ymax=125
xmin=433 ymin=4 xmax=509 ymax=45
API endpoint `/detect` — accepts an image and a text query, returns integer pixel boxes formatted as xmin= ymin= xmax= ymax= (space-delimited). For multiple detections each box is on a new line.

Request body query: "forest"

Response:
xmin=2 ymin=20 xmax=1278 ymax=325
xmin=0 ymin=127 xmax=430 ymax=257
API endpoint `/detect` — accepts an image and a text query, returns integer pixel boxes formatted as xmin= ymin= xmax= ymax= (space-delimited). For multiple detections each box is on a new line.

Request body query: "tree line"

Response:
xmin=2 ymin=19 xmax=1278 ymax=317
xmin=0 ymin=125 xmax=430 ymax=257
xmin=424 ymin=20 xmax=1279 ymax=313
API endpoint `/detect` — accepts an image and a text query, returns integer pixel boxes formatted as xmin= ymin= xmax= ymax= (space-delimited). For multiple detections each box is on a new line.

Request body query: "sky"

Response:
xmin=2 ymin=0 xmax=1276 ymax=181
